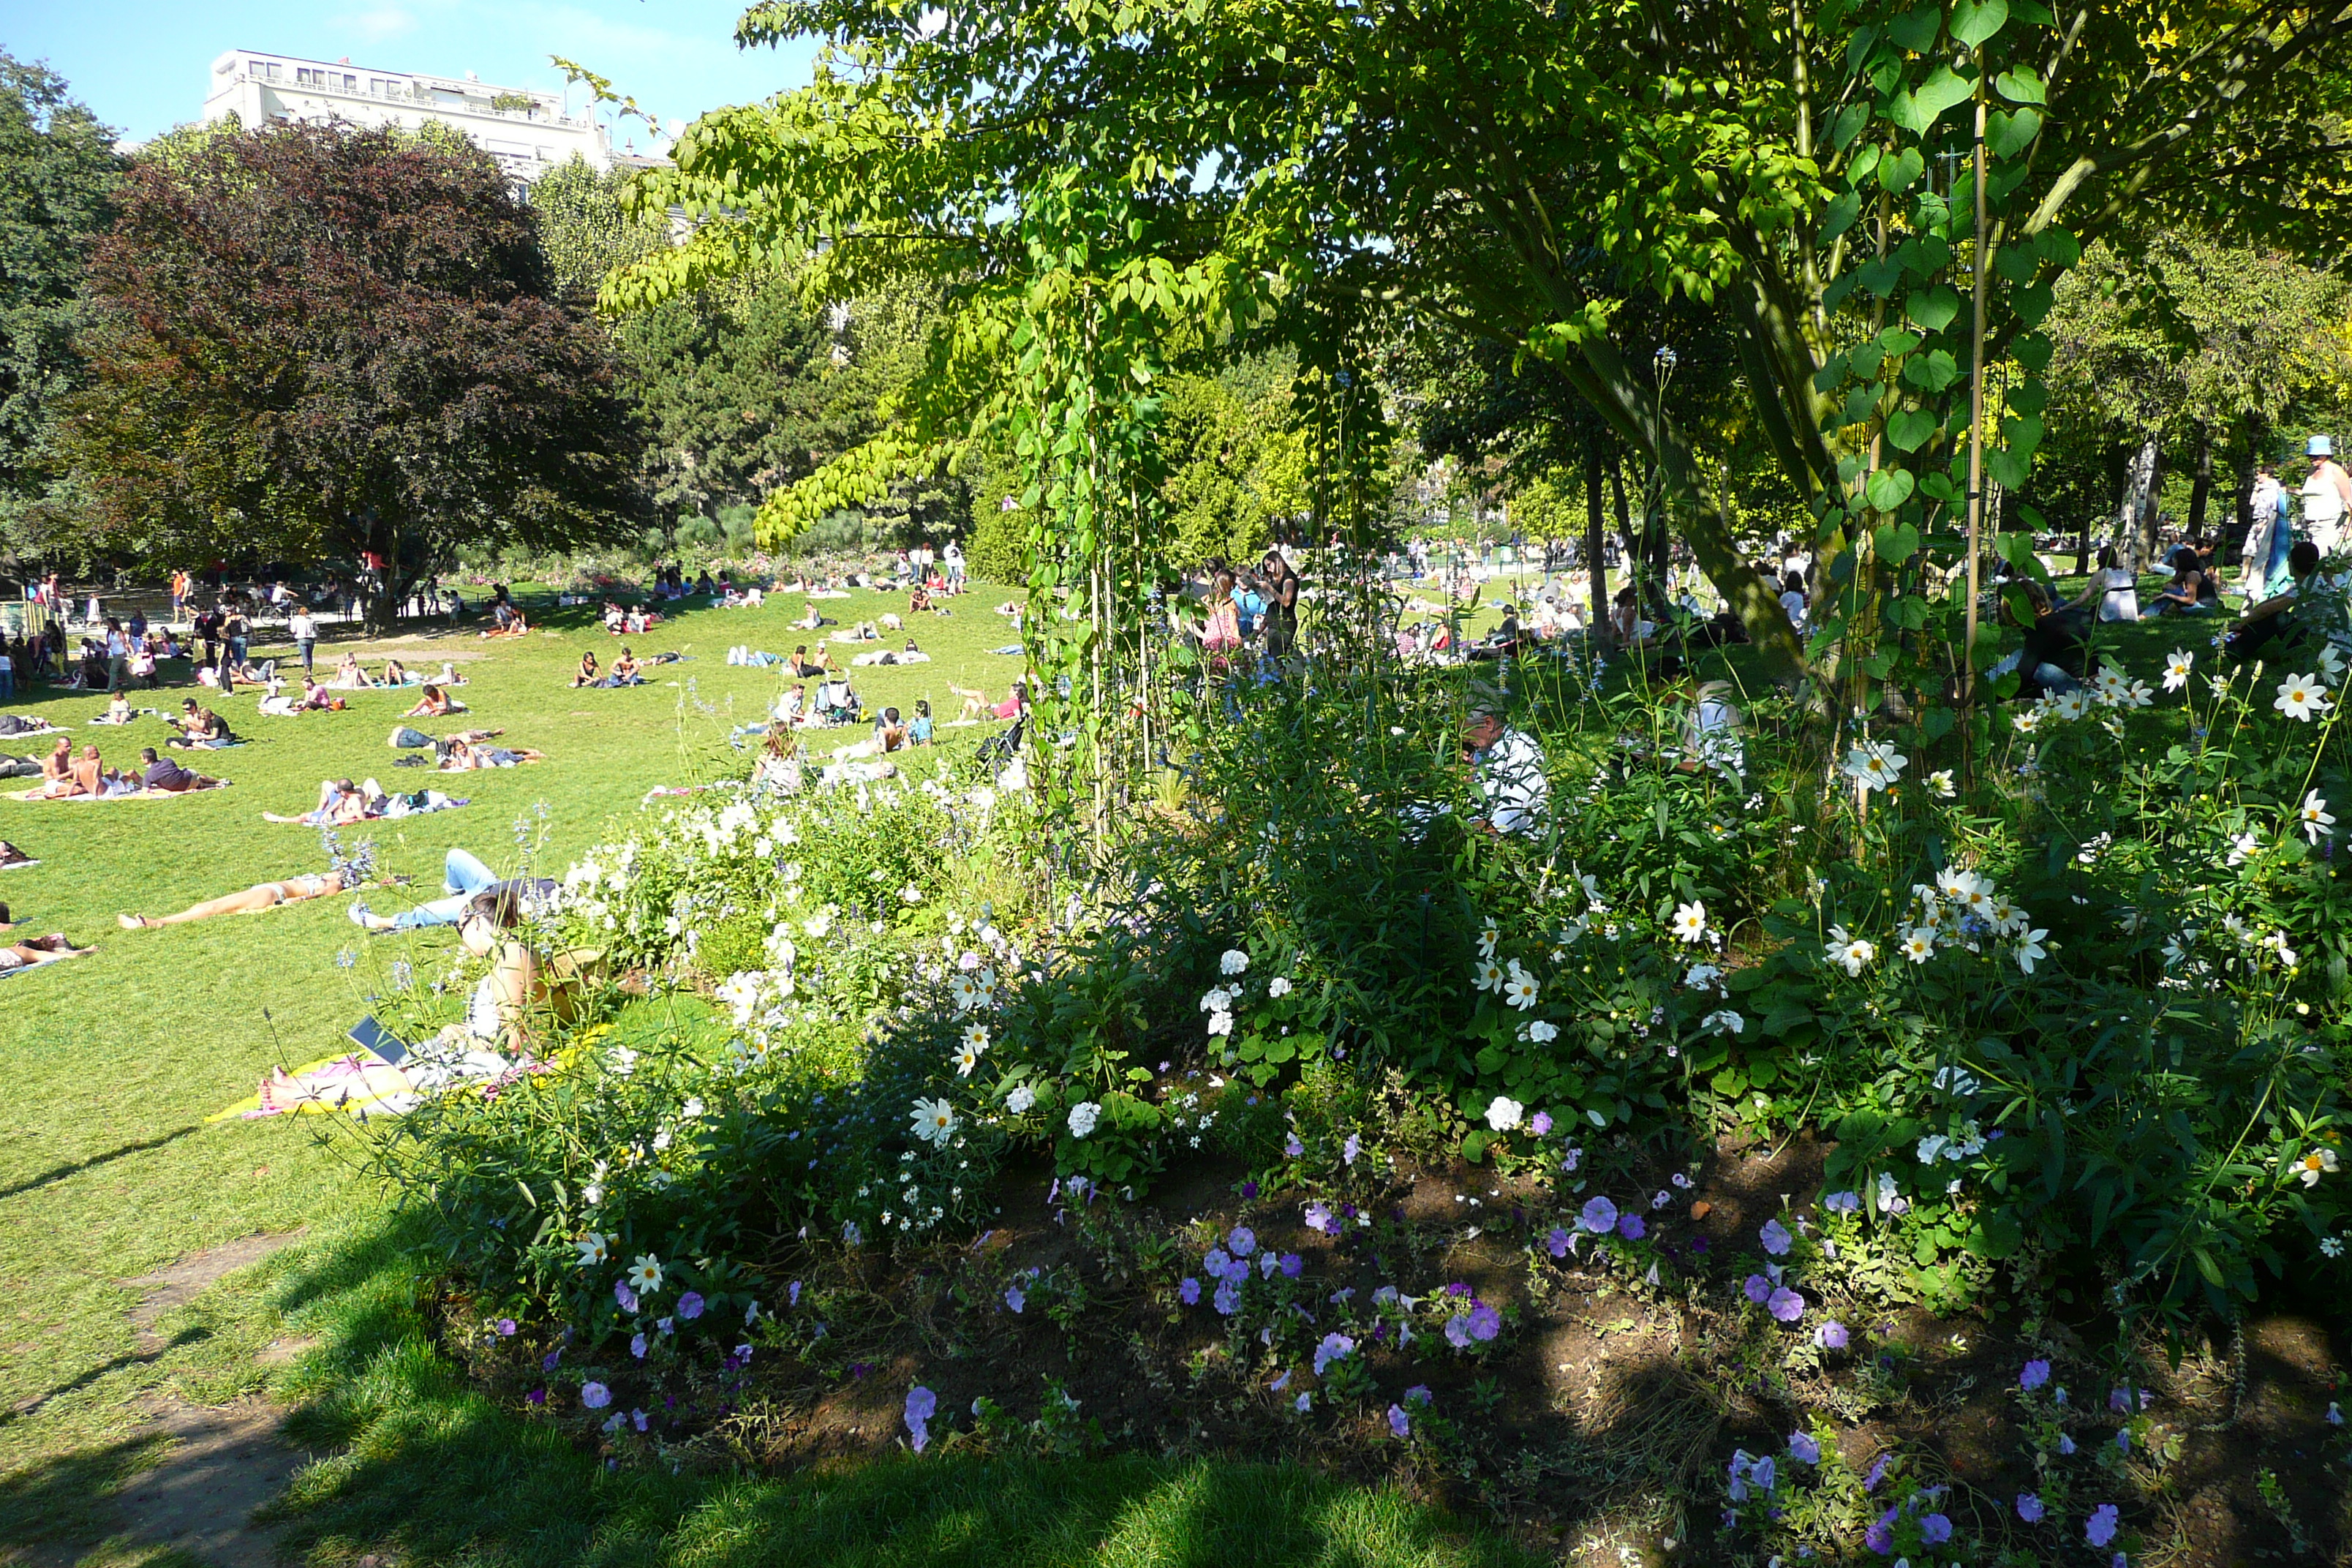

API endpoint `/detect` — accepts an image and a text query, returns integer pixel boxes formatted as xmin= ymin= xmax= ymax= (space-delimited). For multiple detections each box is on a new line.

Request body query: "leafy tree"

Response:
xmin=63 ymin=121 xmax=642 ymax=622
xmin=614 ymin=0 xmax=2352 ymax=687
xmin=0 ymin=52 xmax=121 ymax=548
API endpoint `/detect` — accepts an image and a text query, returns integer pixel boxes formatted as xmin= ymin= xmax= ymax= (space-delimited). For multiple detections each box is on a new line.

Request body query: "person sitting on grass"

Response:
xmin=405 ymin=684 xmax=465 ymax=718
xmin=602 ymin=601 xmax=626 ymax=633
xmin=753 ymin=725 xmax=802 ymax=789
xmin=329 ymin=652 xmax=379 ymax=689
xmin=139 ymin=747 xmax=219 ymax=793
xmin=788 ymin=645 xmax=824 ymax=678
xmin=2226 ymin=540 xmax=2326 ymax=664
xmin=908 ymin=698 xmax=934 ymax=745
xmin=33 ymin=738 xmax=77 ymax=799
xmin=93 ymin=691 xmax=134 ymax=725
xmin=382 ymin=657 xmax=413 ymax=686
xmin=1463 ymin=705 xmax=1550 ymax=837
xmin=2149 ymin=554 xmax=2214 ymax=616
xmin=167 ymin=703 xmax=236 ymax=749
xmin=570 ymin=650 xmax=600 ymax=687
xmin=773 ymin=683 xmax=808 ymax=725
xmin=795 ymin=601 xmax=833 ymax=631
xmin=606 ymin=648 xmax=644 ymax=687
xmin=908 ymin=584 xmax=933 ymax=615
xmin=118 ymin=864 xmax=359 ymax=928
xmin=1985 ymin=578 xmax=2090 ymax=698
xmin=873 ymin=706 xmax=910 ymax=753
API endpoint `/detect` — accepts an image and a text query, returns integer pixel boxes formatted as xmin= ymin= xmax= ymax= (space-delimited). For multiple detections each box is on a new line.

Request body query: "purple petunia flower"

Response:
xmin=1270 ymin=1370 xmax=1290 ymax=1392
xmin=788 ymin=1281 xmax=802 ymax=1307
xmin=1004 ymin=1286 xmax=1025 ymax=1313
xmin=1178 ymin=1277 xmax=1201 ymax=1305
xmin=2016 ymin=1492 xmax=2044 ymax=1523
xmin=1343 ymin=1134 xmax=1360 ymax=1166
xmin=905 ymin=1385 xmax=937 ymax=1453
xmin=1822 ymin=1190 xmax=1861 ymax=1214
xmin=1748 ymin=1455 xmax=1775 ymax=1493
xmin=632 ymin=1409 xmax=649 ymax=1433
xmin=1760 ymin=1218 xmax=1793 ymax=1256
xmin=2086 ymin=1503 xmax=2119 ymax=1547
xmin=1863 ymin=1517 xmax=1893 ymax=1553
xmin=1530 ymin=1112 xmax=1553 ymax=1136
xmin=2116 ymin=1428 xmax=2131 ymax=1452
xmin=1444 ymin=1314 xmax=1471 ymax=1349
xmin=614 ymin=1280 xmax=637 ymax=1313
xmin=1921 ymin=1513 xmax=1952 ymax=1545
xmin=2059 ymin=1433 xmax=2077 ymax=1455
xmin=1546 ymin=1226 xmax=1571 ymax=1259
xmin=1580 ymin=1196 xmax=1619 ymax=1232
xmin=1466 ymin=1302 xmax=1501 ymax=1341
xmin=1787 ymin=1431 xmax=1820 ymax=1464
xmin=1229 ymin=1226 xmax=1256 ymax=1258
xmin=630 ymin=1333 xmax=647 ymax=1360
xmin=1768 ymin=1287 xmax=1806 ymax=1322
xmin=1205 ymin=1247 xmax=1232 ymax=1279
xmin=676 ymin=1292 xmax=704 ymax=1321
xmin=527 ymin=1387 xmax=546 ymax=1406
xmin=1387 ymin=1403 xmax=1411 ymax=1437
xmin=1312 ymin=1333 xmax=1355 ymax=1375
xmin=1744 ymin=1273 xmax=1772 ymax=1304
xmin=581 ymin=1381 xmax=611 ymax=1409
xmin=2021 ymin=1358 xmax=2051 ymax=1390
xmin=1863 ymin=1452 xmax=1891 ymax=1491
xmin=496 ymin=1317 xmax=518 ymax=1337
xmin=1285 ymin=1134 xmax=1305 ymax=1158
xmin=1303 ymin=1202 xmax=1336 ymax=1236
xmin=1279 ymin=1252 xmax=1303 ymax=1278
xmin=542 ymin=1349 xmax=562 ymax=1371
xmin=1404 ymin=1384 xmax=1431 ymax=1405
xmin=1213 ymin=1278 xmax=1241 ymax=1316
xmin=1815 ymin=1319 xmax=1849 ymax=1349
xmin=1617 ymin=1213 xmax=1646 ymax=1240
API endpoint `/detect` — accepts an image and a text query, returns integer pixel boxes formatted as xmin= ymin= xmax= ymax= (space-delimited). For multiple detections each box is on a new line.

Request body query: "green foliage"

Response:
xmin=0 ymin=51 xmax=120 ymax=546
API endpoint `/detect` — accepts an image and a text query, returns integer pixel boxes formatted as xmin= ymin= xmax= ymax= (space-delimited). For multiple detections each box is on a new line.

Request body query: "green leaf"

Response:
xmin=1873 ymin=520 xmax=1922 ymax=563
xmin=1821 ymin=187 xmax=1864 ymax=240
xmin=1994 ymin=67 xmax=2046 ymax=104
xmin=1865 ymin=467 xmax=1916 ymax=511
xmin=2012 ymin=330 xmax=2053 ymax=372
xmin=1856 ymin=255 xmax=1904 ymax=296
xmin=1901 ymin=350 xmax=1961 ymax=392
xmin=1906 ymin=65 xmax=1975 ymax=132
xmin=1986 ymin=106 xmax=2040 ymax=159
xmin=1831 ymin=102 xmax=1871 ymax=149
xmin=1987 ymin=445 xmax=2031 ymax=489
xmin=1950 ymin=0 xmax=2008 ymax=48
xmin=1888 ymin=7 xmax=1941 ymax=52
xmin=1886 ymin=407 xmax=1938 ymax=451
xmin=1461 ymin=1129 xmax=1490 ymax=1164
xmin=1878 ymin=147 xmax=1926 ymax=192
xmin=1905 ymin=284 xmax=1961 ymax=331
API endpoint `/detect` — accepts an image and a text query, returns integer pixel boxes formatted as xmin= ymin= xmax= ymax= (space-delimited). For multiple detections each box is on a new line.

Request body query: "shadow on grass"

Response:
xmin=0 ymin=1428 xmax=176 ymax=1553
xmin=0 ymin=1123 xmax=206 ymax=1202
xmin=0 ymin=1328 xmax=211 ymax=1431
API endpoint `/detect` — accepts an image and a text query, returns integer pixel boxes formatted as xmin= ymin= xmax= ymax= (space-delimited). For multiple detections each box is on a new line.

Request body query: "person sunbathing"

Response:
xmin=383 ymin=657 xmax=413 ymax=686
xmin=606 ymin=649 xmax=644 ymax=686
xmin=328 ymin=652 xmax=378 ymax=689
xmin=0 ymin=930 xmax=93 ymax=970
xmin=430 ymin=661 xmax=469 ymax=687
xmin=442 ymin=736 xmax=544 ymax=770
xmin=118 ymin=865 xmax=357 ymax=928
xmin=406 ymin=684 xmax=465 ymax=717
xmin=950 ymin=682 xmax=1027 ymax=721
xmin=34 ymin=738 xmax=78 ymax=799
xmin=789 ymin=646 xmax=825 ymax=678
xmin=264 ymin=777 xmax=372 ymax=826
xmin=570 ymin=650 xmax=600 ymax=687
xmin=908 ymin=584 xmax=932 ymax=614
xmin=139 ymin=747 xmax=219 ymax=793
xmin=94 ymin=692 xmax=134 ymax=725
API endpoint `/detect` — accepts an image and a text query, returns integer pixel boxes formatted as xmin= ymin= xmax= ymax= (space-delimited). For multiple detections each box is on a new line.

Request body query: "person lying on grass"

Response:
xmin=264 ymin=777 xmax=369 ymax=826
xmin=430 ymin=661 xmax=468 ymax=687
xmin=118 ymin=864 xmax=360 ymax=927
xmin=0 ymin=929 xmax=93 ymax=970
xmin=348 ymin=847 xmax=553 ymax=932
xmin=442 ymin=736 xmax=543 ymax=770
xmin=139 ymin=747 xmax=221 ymax=794
xmin=404 ymin=684 xmax=466 ymax=718
xmin=949 ymin=681 xmax=1028 ymax=721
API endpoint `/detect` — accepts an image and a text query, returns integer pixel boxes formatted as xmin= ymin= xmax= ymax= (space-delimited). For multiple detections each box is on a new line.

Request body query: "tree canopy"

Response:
xmin=0 ymin=51 xmax=121 ymax=549
xmin=611 ymin=0 xmax=2352 ymax=685
xmin=64 ymin=121 xmax=644 ymax=619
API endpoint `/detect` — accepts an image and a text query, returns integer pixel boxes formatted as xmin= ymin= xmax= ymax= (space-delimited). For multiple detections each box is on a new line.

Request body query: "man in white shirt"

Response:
xmin=288 ymin=607 xmax=318 ymax=675
xmin=1464 ymin=706 xmax=1548 ymax=836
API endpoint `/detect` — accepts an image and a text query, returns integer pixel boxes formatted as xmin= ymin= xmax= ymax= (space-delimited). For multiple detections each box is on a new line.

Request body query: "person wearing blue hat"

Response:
xmin=2304 ymin=435 xmax=2350 ymax=558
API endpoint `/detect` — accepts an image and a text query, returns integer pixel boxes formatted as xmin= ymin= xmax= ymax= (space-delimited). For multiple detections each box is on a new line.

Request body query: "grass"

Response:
xmin=0 ymin=581 xmax=1534 ymax=1568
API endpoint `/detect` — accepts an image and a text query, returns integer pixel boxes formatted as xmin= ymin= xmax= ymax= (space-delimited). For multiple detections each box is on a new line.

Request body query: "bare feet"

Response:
xmin=116 ymin=913 xmax=149 ymax=930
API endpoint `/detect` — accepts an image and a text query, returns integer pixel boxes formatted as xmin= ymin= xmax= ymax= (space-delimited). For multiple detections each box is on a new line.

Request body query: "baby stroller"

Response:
xmin=976 ymin=713 xmax=1027 ymax=770
xmin=814 ymin=679 xmax=862 ymax=726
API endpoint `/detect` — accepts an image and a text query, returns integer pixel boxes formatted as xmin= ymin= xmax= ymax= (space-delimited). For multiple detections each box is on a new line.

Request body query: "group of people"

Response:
xmin=27 ymin=736 xmax=224 ymax=799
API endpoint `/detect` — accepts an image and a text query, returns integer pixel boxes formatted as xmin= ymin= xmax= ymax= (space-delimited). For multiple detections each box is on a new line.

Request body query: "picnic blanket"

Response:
xmin=5 ymin=781 xmax=230 ymax=804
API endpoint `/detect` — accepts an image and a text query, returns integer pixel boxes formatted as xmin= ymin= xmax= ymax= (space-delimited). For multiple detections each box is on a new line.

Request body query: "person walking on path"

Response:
xmin=103 ymin=618 xmax=132 ymax=695
xmin=289 ymin=606 xmax=318 ymax=676
xmin=2245 ymin=464 xmax=2295 ymax=603
xmin=2302 ymin=435 xmax=2351 ymax=559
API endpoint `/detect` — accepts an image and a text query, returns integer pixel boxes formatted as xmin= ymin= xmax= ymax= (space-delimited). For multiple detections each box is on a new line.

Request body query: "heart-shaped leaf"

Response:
xmin=1951 ymin=0 xmax=2008 ymax=48
xmin=1901 ymin=350 xmax=1961 ymax=393
xmin=1879 ymin=147 xmax=1926 ymax=192
xmin=1886 ymin=408 xmax=1939 ymax=451
xmin=1906 ymin=285 xmax=1961 ymax=331
xmin=1987 ymin=106 xmax=2040 ymax=159
xmin=1865 ymin=467 xmax=1917 ymax=512
xmin=1994 ymin=67 xmax=2045 ymax=104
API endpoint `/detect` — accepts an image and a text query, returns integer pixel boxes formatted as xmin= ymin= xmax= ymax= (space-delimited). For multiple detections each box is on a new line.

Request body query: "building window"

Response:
xmin=296 ymin=67 xmax=323 ymax=86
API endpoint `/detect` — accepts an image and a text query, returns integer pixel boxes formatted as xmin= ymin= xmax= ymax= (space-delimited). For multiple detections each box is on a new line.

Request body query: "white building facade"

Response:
xmin=200 ymin=50 xmax=621 ymax=183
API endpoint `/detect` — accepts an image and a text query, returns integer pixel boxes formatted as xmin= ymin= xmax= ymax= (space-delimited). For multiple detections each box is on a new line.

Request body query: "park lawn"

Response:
xmin=0 ymin=584 xmax=1537 ymax=1568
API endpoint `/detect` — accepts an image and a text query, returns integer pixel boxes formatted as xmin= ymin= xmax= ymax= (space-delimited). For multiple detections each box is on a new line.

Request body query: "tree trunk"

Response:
xmin=1583 ymin=439 xmax=1607 ymax=633
xmin=2106 ymin=433 xmax=2161 ymax=570
xmin=2186 ymin=423 xmax=2212 ymax=546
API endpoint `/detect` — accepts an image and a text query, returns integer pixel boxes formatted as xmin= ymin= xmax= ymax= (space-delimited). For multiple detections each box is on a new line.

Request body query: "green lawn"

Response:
xmin=0 ymin=584 xmax=1534 ymax=1568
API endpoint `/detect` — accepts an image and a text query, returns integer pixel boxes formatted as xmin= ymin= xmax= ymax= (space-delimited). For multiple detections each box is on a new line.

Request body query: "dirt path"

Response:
xmin=20 ymin=1232 xmax=313 ymax=1568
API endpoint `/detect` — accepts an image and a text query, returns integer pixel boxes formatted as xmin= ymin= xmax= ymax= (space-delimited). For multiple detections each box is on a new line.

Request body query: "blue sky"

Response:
xmin=1 ymin=0 xmax=819 ymax=150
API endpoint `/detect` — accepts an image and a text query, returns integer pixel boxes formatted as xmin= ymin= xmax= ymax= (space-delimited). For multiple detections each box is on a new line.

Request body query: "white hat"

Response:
xmin=2312 ymin=434 xmax=2336 ymax=458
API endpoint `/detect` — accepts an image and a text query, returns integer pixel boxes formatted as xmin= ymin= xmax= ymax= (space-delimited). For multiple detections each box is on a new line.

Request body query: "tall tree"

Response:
xmin=64 ymin=121 xmax=642 ymax=622
xmin=0 ymin=53 xmax=121 ymax=547
xmin=611 ymin=0 xmax=2352 ymax=686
